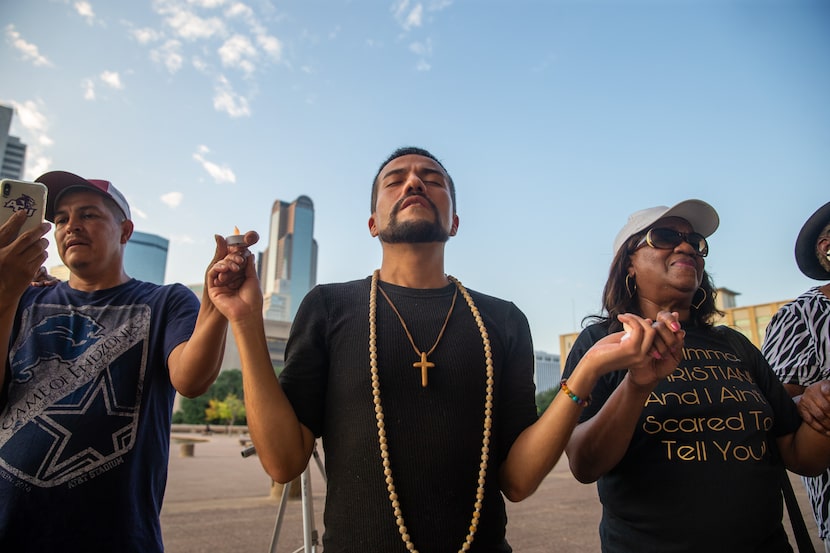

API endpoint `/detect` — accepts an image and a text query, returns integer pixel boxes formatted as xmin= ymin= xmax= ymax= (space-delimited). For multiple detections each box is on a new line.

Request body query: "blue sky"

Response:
xmin=1 ymin=0 xmax=827 ymax=355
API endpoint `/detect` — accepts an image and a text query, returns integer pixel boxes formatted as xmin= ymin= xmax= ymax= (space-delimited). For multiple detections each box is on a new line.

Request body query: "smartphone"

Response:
xmin=1 ymin=178 xmax=48 ymax=236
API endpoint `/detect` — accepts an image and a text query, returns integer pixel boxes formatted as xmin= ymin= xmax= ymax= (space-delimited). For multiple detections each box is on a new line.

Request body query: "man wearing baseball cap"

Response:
xmin=0 ymin=170 xmax=250 ymax=552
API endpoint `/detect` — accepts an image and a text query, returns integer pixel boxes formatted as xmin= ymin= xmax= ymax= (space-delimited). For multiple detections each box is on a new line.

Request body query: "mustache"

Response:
xmin=391 ymin=191 xmax=438 ymax=218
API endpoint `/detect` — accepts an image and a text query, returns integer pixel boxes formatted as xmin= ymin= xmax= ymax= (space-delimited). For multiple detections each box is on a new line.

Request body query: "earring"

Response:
xmin=691 ymin=287 xmax=707 ymax=310
xmin=825 ymin=250 xmax=830 ymax=262
xmin=625 ymin=274 xmax=637 ymax=298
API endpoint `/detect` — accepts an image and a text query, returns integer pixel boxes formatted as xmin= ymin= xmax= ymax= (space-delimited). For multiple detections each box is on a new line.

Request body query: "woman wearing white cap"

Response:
xmin=764 ymin=201 xmax=830 ymax=552
xmin=561 ymin=199 xmax=830 ymax=552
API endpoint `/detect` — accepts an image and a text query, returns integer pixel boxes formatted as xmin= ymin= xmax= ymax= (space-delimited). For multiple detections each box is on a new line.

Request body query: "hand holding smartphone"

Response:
xmin=1 ymin=178 xmax=48 ymax=236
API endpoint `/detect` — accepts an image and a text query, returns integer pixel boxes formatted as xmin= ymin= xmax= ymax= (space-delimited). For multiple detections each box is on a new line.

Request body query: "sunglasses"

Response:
xmin=635 ymin=227 xmax=709 ymax=257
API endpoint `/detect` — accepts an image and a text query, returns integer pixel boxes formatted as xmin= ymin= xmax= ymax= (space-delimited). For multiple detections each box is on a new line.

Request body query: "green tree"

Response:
xmin=535 ymin=387 xmax=558 ymax=415
xmin=205 ymin=393 xmax=246 ymax=429
xmin=175 ymin=369 xmax=245 ymax=424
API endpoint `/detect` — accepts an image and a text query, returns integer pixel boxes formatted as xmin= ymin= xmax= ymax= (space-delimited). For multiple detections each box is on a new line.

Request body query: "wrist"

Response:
xmin=622 ymin=371 xmax=658 ymax=395
xmin=560 ymin=379 xmax=591 ymax=407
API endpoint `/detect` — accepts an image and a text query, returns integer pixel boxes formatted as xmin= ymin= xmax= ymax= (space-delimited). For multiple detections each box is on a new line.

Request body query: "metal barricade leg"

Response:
xmin=257 ymin=442 xmax=326 ymax=553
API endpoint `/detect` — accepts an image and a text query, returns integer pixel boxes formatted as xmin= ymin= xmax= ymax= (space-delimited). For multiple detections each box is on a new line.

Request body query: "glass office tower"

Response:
xmin=260 ymin=195 xmax=318 ymax=322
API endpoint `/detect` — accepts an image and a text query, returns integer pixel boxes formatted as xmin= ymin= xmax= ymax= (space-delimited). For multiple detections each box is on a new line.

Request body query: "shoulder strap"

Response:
xmin=718 ymin=325 xmax=818 ymax=553
xmin=780 ymin=472 xmax=817 ymax=553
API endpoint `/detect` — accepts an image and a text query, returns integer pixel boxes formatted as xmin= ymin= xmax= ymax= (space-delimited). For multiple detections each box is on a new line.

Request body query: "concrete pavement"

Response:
xmin=160 ymin=433 xmax=823 ymax=552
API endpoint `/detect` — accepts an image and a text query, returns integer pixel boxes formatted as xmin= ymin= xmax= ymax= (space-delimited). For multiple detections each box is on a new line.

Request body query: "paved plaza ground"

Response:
xmin=160 ymin=433 xmax=823 ymax=553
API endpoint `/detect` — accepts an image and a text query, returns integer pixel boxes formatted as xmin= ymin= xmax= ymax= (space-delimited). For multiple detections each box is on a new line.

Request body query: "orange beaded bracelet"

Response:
xmin=560 ymin=379 xmax=591 ymax=407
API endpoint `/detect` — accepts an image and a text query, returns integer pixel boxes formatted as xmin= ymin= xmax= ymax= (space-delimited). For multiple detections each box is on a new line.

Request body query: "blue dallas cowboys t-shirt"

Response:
xmin=0 ymin=279 xmax=199 ymax=553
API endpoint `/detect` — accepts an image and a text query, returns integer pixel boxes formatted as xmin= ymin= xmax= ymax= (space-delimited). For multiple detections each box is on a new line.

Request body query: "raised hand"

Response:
xmin=207 ymin=230 xmax=263 ymax=322
xmin=0 ymin=210 xmax=51 ymax=301
xmin=581 ymin=311 xmax=684 ymax=388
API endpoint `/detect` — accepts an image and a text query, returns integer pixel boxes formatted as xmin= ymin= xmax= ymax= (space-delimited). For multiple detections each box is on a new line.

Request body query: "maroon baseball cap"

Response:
xmin=35 ymin=170 xmax=131 ymax=223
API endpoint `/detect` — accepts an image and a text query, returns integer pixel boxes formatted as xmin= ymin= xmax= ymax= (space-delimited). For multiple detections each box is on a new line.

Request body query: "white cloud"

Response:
xmin=151 ymin=39 xmax=184 ymax=73
xmin=82 ymin=78 xmax=96 ymax=100
xmin=192 ymin=56 xmax=209 ymax=72
xmin=224 ymin=3 xmax=282 ymax=62
xmin=405 ymin=4 xmax=424 ymax=29
xmin=133 ymin=27 xmax=163 ymax=44
xmin=74 ymin=1 xmax=96 ymax=24
xmin=192 ymin=145 xmax=236 ymax=184
xmin=12 ymin=100 xmax=49 ymax=133
xmin=428 ymin=0 xmax=453 ymax=11
xmin=409 ymin=39 xmax=431 ymax=56
xmin=26 ymin=156 xmax=52 ymax=180
xmin=161 ymin=5 xmax=226 ymax=40
xmin=5 ymin=24 xmax=52 ymax=67
xmin=190 ymin=0 xmax=227 ymax=8
xmin=100 ymin=70 xmax=124 ymax=89
xmin=225 ymin=2 xmax=252 ymax=19
xmin=7 ymin=99 xmax=53 ymax=180
xmin=393 ymin=0 xmax=423 ymax=31
xmin=410 ymin=39 xmax=432 ymax=71
xmin=161 ymin=191 xmax=184 ymax=207
xmin=131 ymin=206 xmax=148 ymax=220
xmin=256 ymin=33 xmax=282 ymax=59
xmin=218 ymin=34 xmax=257 ymax=74
xmin=212 ymin=76 xmax=250 ymax=118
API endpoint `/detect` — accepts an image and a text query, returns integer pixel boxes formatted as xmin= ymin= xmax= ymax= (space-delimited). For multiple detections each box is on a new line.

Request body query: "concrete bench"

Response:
xmin=171 ymin=435 xmax=210 ymax=457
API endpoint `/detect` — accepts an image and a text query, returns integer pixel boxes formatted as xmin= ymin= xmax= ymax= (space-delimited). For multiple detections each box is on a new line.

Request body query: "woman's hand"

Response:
xmin=612 ymin=312 xmax=684 ymax=389
xmin=797 ymin=381 xmax=830 ymax=437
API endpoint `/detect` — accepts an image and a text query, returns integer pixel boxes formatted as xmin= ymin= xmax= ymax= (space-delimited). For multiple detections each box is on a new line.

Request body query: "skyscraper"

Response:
xmin=260 ymin=195 xmax=318 ymax=322
xmin=0 ymin=105 xmax=27 ymax=179
xmin=124 ymin=230 xmax=169 ymax=284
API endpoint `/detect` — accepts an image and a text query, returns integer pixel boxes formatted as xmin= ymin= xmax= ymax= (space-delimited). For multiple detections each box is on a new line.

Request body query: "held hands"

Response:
xmin=0 ymin=210 xmax=51 ymax=301
xmin=797 ymin=381 xmax=830 ymax=437
xmin=30 ymin=266 xmax=60 ymax=287
xmin=585 ymin=312 xmax=684 ymax=389
xmin=206 ymin=230 xmax=263 ymax=322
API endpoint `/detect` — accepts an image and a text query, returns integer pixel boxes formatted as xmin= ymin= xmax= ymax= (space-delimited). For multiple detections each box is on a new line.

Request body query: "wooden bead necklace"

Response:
xmin=369 ymin=269 xmax=494 ymax=552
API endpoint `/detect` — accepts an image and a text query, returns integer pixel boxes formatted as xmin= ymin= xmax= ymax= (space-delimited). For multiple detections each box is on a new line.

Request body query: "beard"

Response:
xmin=377 ymin=194 xmax=450 ymax=244
xmin=379 ymin=219 xmax=450 ymax=243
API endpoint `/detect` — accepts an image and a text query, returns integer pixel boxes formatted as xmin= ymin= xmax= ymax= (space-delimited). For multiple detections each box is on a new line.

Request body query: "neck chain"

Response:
xmin=369 ymin=269 xmax=494 ymax=553
xmin=377 ymin=281 xmax=458 ymax=387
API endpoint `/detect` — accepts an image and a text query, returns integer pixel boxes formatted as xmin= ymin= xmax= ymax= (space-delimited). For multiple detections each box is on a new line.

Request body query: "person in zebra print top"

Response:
xmin=764 ymin=200 xmax=830 ymax=552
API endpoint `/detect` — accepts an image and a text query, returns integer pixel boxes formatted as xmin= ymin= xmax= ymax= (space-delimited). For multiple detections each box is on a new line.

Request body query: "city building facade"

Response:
xmin=260 ymin=195 xmax=318 ymax=322
xmin=534 ymin=350 xmax=561 ymax=394
xmin=124 ymin=230 xmax=169 ymax=284
xmin=0 ymin=105 xmax=27 ymax=179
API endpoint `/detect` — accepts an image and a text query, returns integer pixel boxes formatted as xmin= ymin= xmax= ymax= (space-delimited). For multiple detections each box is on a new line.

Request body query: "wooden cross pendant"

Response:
xmin=413 ymin=351 xmax=435 ymax=387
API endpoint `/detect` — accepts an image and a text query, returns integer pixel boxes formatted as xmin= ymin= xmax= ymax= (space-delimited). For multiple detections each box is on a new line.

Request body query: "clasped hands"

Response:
xmin=797 ymin=381 xmax=830 ymax=438
xmin=206 ymin=230 xmax=261 ymax=321
xmin=590 ymin=311 xmax=685 ymax=389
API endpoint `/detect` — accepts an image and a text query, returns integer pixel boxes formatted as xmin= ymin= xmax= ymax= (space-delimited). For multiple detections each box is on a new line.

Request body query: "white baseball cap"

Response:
xmin=613 ymin=199 xmax=719 ymax=255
